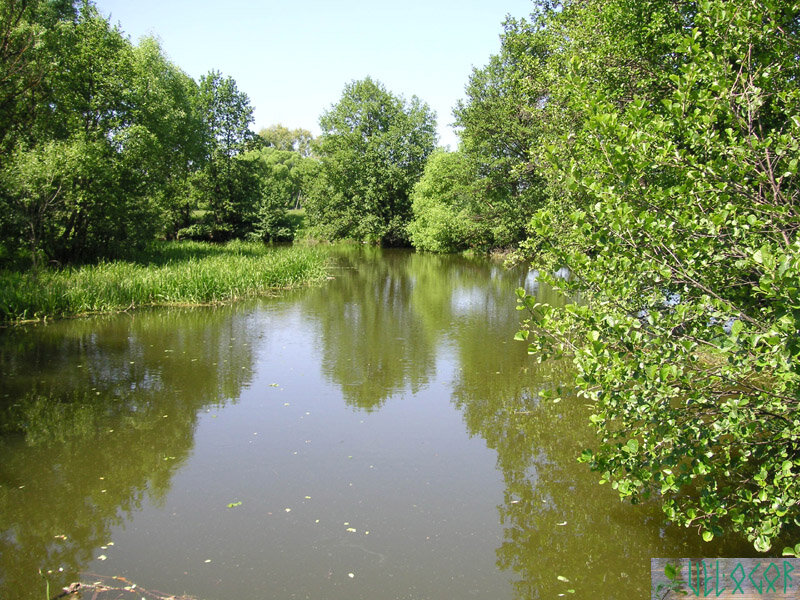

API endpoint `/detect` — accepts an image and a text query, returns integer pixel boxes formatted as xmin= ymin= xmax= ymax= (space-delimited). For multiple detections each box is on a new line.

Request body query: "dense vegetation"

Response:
xmin=0 ymin=0 xmax=317 ymax=269
xmin=304 ymin=77 xmax=437 ymax=245
xmin=0 ymin=242 xmax=328 ymax=321
xmin=495 ymin=0 xmax=800 ymax=553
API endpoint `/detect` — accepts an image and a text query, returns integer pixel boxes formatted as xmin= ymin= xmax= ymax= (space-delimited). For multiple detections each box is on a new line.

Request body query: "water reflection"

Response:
xmin=446 ymin=278 xmax=771 ymax=599
xmin=0 ymin=249 xmax=779 ymax=600
xmin=306 ymin=249 xmax=775 ymax=597
xmin=302 ymin=248 xmax=544 ymax=412
xmin=0 ymin=305 xmax=262 ymax=599
xmin=301 ymin=248 xmax=439 ymax=411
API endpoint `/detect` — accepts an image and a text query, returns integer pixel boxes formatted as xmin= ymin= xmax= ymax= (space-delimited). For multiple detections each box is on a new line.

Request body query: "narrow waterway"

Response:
xmin=0 ymin=247 xmax=761 ymax=600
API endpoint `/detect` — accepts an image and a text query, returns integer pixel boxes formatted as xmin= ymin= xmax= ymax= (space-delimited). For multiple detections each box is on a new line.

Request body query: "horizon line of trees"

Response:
xmin=0 ymin=0 xmax=551 ymax=269
xmin=0 ymin=0 xmax=544 ymax=270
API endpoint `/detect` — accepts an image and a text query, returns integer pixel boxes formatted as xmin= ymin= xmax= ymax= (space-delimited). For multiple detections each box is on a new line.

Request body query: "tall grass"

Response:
xmin=0 ymin=241 xmax=328 ymax=322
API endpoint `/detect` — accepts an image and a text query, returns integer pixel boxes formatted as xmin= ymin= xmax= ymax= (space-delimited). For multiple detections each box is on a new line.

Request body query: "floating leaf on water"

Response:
xmin=365 ymin=531 xmax=369 ymax=535
xmin=346 ymin=528 xmax=356 ymax=533
xmin=285 ymin=508 xmax=291 ymax=512
xmin=227 ymin=501 xmax=242 ymax=508
xmin=97 ymin=555 xmax=107 ymax=561
xmin=556 ymin=521 xmax=567 ymax=526
xmin=348 ymin=573 xmax=354 ymax=579
xmin=557 ymin=575 xmax=569 ymax=582
xmin=204 ymin=559 xmax=211 ymax=563
xmin=304 ymin=496 xmax=312 ymax=499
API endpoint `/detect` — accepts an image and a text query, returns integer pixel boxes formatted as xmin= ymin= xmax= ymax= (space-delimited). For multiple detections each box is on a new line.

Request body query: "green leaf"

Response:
xmin=730 ymin=319 xmax=743 ymax=336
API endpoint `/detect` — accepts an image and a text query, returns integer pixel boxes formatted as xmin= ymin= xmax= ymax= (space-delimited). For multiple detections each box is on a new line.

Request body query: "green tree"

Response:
xmin=129 ymin=37 xmax=206 ymax=239
xmin=0 ymin=0 xmax=77 ymax=155
xmin=407 ymin=149 xmax=486 ymax=252
xmin=258 ymin=124 xmax=315 ymax=157
xmin=1 ymin=3 xmax=161 ymax=263
xmin=0 ymin=2 xmax=208 ymax=264
xmin=190 ymin=70 xmax=257 ymax=240
xmin=452 ymin=17 xmax=551 ymax=250
xmin=244 ymin=147 xmax=311 ymax=241
xmin=517 ymin=0 xmax=800 ymax=552
xmin=305 ymin=77 xmax=437 ymax=245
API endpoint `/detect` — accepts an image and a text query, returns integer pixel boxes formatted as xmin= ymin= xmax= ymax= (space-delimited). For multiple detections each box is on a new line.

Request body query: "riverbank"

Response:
xmin=0 ymin=241 xmax=329 ymax=323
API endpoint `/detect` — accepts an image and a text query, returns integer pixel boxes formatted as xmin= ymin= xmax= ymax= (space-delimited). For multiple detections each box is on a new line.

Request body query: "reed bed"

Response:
xmin=0 ymin=241 xmax=328 ymax=322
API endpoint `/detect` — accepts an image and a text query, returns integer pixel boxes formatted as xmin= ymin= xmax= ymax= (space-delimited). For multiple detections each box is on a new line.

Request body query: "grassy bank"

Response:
xmin=0 ymin=241 xmax=329 ymax=323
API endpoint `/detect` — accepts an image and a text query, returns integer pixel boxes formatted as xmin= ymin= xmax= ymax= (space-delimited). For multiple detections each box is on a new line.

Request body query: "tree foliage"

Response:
xmin=305 ymin=77 xmax=437 ymax=245
xmin=187 ymin=70 xmax=257 ymax=241
xmin=407 ymin=149 xmax=486 ymax=252
xmin=0 ymin=1 xmax=278 ymax=263
xmin=0 ymin=0 xmax=216 ymax=264
xmin=243 ymin=146 xmax=315 ymax=242
xmin=0 ymin=3 xmax=182 ymax=262
xmin=451 ymin=18 xmax=551 ymax=249
xmin=258 ymin=124 xmax=315 ymax=157
xmin=514 ymin=0 xmax=800 ymax=552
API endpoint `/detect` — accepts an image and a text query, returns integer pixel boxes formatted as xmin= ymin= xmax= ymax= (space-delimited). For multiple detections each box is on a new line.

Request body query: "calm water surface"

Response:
xmin=0 ymin=248 xmax=762 ymax=600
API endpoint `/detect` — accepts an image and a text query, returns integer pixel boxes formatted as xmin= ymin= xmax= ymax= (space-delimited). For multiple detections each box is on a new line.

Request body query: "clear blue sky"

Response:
xmin=92 ymin=0 xmax=535 ymax=149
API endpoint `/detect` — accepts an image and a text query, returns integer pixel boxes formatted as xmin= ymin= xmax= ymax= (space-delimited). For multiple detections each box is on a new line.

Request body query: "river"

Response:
xmin=0 ymin=247 xmax=760 ymax=600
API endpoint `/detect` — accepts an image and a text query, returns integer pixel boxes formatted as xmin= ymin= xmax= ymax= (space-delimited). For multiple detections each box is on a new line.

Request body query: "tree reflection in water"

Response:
xmin=0 ymin=305 xmax=260 ymax=600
